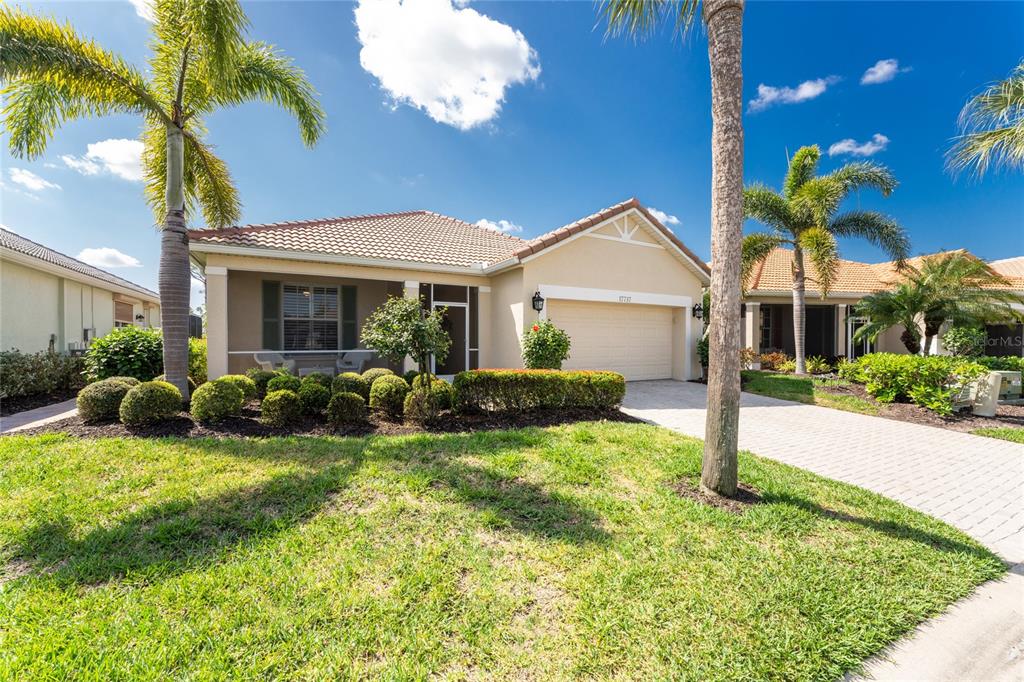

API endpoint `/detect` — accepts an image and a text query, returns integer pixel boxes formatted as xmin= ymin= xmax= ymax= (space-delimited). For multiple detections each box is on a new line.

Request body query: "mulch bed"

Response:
xmin=0 ymin=389 xmax=80 ymax=418
xmin=672 ymin=478 xmax=762 ymax=513
xmin=6 ymin=403 xmax=642 ymax=440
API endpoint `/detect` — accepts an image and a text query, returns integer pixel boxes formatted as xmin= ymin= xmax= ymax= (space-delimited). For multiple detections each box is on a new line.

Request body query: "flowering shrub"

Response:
xmin=758 ymin=351 xmax=790 ymax=371
xmin=521 ymin=321 xmax=571 ymax=370
xmin=453 ymin=369 xmax=626 ymax=413
xmin=740 ymin=348 xmax=759 ymax=369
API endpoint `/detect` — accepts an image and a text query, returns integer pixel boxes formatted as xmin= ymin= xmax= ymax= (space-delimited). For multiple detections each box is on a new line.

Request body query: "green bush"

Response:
xmin=119 ymin=381 xmax=182 ymax=426
xmin=846 ymin=353 xmax=988 ymax=415
xmin=410 ymin=372 xmax=439 ymax=390
xmin=452 ymin=370 xmax=626 ymax=413
xmin=189 ymin=337 xmax=208 ymax=385
xmin=361 ymin=367 xmax=395 ymax=386
xmin=835 ymin=358 xmax=863 ymax=382
xmin=697 ymin=335 xmax=709 ymax=369
xmin=76 ymin=377 xmax=136 ymax=422
xmin=403 ymin=369 xmax=419 ymax=386
xmin=805 ymin=356 xmax=832 ymax=375
xmin=245 ymin=368 xmax=278 ymax=398
xmin=301 ymin=372 xmax=332 ymax=389
xmin=777 ymin=360 xmax=797 ymax=373
xmin=0 ymin=350 xmax=85 ymax=400
xmin=260 ymin=389 xmax=301 ymax=427
xmin=154 ymin=374 xmax=197 ymax=393
xmin=942 ymin=326 xmax=987 ymax=357
xmin=332 ymin=372 xmax=369 ymax=399
xmin=521 ymin=321 xmax=571 ymax=370
xmin=326 ymin=391 xmax=367 ymax=426
xmin=974 ymin=356 xmax=1024 ymax=373
xmin=217 ymin=374 xmax=257 ymax=401
xmin=190 ymin=380 xmax=244 ymax=423
xmin=403 ymin=383 xmax=453 ymax=423
xmin=298 ymin=382 xmax=331 ymax=415
xmin=83 ymin=326 xmax=163 ymax=382
xmin=267 ymin=374 xmax=301 ymax=394
xmin=368 ymin=374 xmax=409 ymax=418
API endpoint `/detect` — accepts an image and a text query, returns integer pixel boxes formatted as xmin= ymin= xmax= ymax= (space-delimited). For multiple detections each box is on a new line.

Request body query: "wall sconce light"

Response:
xmin=135 ymin=314 xmax=145 ymax=322
xmin=691 ymin=303 xmax=703 ymax=319
xmin=532 ymin=291 xmax=545 ymax=312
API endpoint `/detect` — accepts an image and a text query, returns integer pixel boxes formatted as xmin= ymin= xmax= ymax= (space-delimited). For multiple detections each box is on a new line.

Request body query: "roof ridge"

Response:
xmin=189 ymin=209 xmax=431 ymax=237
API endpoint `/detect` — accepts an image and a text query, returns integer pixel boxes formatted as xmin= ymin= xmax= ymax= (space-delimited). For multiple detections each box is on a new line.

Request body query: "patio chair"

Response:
xmin=253 ymin=352 xmax=296 ymax=374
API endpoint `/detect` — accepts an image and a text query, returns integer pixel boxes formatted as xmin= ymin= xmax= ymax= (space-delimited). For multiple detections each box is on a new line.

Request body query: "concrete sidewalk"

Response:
xmin=0 ymin=398 xmax=77 ymax=434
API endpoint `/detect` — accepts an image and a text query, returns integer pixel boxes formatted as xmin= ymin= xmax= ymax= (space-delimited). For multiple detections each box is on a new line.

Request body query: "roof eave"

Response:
xmin=0 ymin=246 xmax=160 ymax=303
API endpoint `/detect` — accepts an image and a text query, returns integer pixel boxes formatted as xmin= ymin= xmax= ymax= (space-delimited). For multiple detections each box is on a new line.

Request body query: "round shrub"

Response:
xmin=361 ymin=367 xmax=395 ymax=387
xmin=410 ymin=372 xmax=440 ymax=391
xmin=260 ymin=389 xmax=301 ymax=427
xmin=298 ymin=382 xmax=331 ymax=415
xmin=332 ymin=372 xmax=369 ymax=399
xmin=83 ymin=326 xmax=163 ymax=382
xmin=154 ymin=374 xmax=197 ymax=393
xmin=403 ymin=369 xmax=419 ymax=386
xmin=105 ymin=376 xmax=142 ymax=387
xmin=301 ymin=372 xmax=332 ymax=389
xmin=190 ymin=380 xmax=244 ymax=423
xmin=245 ymin=368 xmax=278 ymax=398
xmin=403 ymin=381 xmax=453 ymax=422
xmin=217 ymin=374 xmax=257 ymax=401
xmin=326 ymin=391 xmax=367 ymax=426
xmin=521 ymin=320 xmax=571 ymax=370
xmin=369 ymin=374 xmax=410 ymax=418
xmin=77 ymin=377 xmax=135 ymax=422
xmin=267 ymin=373 xmax=301 ymax=394
xmin=119 ymin=381 xmax=182 ymax=426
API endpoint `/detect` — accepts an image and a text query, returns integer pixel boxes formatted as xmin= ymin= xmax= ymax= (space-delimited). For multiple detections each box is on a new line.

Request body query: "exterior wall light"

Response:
xmin=532 ymin=291 xmax=545 ymax=312
xmin=692 ymin=303 xmax=703 ymax=319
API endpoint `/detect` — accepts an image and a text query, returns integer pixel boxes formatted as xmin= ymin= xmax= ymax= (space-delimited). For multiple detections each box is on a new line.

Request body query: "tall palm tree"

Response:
xmin=599 ymin=0 xmax=745 ymax=498
xmin=741 ymin=145 xmax=910 ymax=374
xmin=0 ymin=1 xmax=325 ymax=399
xmin=947 ymin=61 xmax=1024 ymax=177
xmin=856 ymin=251 xmax=1024 ymax=355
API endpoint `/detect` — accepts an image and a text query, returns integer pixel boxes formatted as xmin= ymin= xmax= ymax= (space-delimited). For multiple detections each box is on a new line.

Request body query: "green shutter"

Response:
xmin=341 ymin=286 xmax=357 ymax=349
xmin=262 ymin=281 xmax=281 ymax=350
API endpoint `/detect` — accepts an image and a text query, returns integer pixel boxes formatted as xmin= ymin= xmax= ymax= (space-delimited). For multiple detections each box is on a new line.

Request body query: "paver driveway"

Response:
xmin=622 ymin=380 xmax=1024 ymax=563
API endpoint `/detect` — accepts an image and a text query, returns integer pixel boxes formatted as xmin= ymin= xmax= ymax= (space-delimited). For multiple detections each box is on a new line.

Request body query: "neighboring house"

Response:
xmin=988 ymin=256 xmax=1024 ymax=357
xmin=740 ymin=247 xmax=1024 ymax=360
xmin=0 ymin=227 xmax=161 ymax=354
xmin=189 ymin=198 xmax=711 ymax=381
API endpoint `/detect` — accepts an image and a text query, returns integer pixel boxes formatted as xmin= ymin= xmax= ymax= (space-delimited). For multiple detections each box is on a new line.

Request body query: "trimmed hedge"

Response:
xmin=361 ymin=367 xmax=395 ymax=387
xmin=217 ymin=374 xmax=257 ymax=401
xmin=119 ymin=381 xmax=182 ymax=426
xmin=332 ymin=372 xmax=369 ymax=399
xmin=154 ymin=374 xmax=197 ymax=393
xmin=326 ymin=391 xmax=367 ymax=426
xmin=267 ymin=374 xmax=301 ymax=394
xmin=842 ymin=353 xmax=988 ymax=415
xmin=190 ymin=380 xmax=244 ymax=423
xmin=0 ymin=350 xmax=85 ymax=400
xmin=975 ymin=355 xmax=1024 ymax=373
xmin=368 ymin=374 xmax=409 ymax=418
xmin=298 ymin=382 xmax=331 ymax=415
xmin=261 ymin=389 xmax=301 ymax=427
xmin=245 ymin=368 xmax=278 ymax=398
xmin=76 ymin=377 xmax=138 ymax=422
xmin=453 ymin=369 xmax=626 ymax=413
xmin=301 ymin=372 xmax=332 ymax=389
xmin=403 ymin=381 xmax=453 ymax=422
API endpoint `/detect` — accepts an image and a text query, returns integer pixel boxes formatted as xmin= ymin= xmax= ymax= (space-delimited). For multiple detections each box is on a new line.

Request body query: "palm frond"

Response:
xmin=184 ymin=131 xmax=241 ymax=229
xmin=598 ymin=0 xmax=700 ymax=41
xmin=852 ymin=285 xmax=922 ymax=345
xmin=741 ymin=232 xmax=783 ymax=290
xmin=782 ymin=145 xmax=820 ymax=199
xmin=829 ymin=210 xmax=910 ymax=267
xmin=791 ymin=177 xmax=845 ymax=227
xmin=2 ymin=78 xmax=115 ymax=158
xmin=742 ymin=184 xmax=794 ymax=234
xmin=797 ymin=227 xmax=838 ymax=297
xmin=153 ymin=0 xmax=248 ymax=85
xmin=947 ymin=61 xmax=1024 ymax=177
xmin=823 ymin=161 xmax=897 ymax=198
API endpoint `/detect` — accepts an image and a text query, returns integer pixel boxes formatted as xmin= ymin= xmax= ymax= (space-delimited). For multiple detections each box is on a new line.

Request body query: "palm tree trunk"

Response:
xmin=791 ymin=244 xmax=807 ymax=374
xmin=158 ymin=124 xmax=191 ymax=400
xmin=900 ymin=328 xmax=922 ymax=355
xmin=922 ymin=317 xmax=943 ymax=356
xmin=700 ymin=0 xmax=744 ymax=498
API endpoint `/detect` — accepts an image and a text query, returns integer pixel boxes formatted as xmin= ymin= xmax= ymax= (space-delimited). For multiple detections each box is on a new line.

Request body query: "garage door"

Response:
xmin=547 ymin=300 xmax=675 ymax=380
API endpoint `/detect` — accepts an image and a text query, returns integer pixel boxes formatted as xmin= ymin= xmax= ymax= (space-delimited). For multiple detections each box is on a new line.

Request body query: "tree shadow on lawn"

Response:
xmin=10 ymin=430 xmax=608 ymax=586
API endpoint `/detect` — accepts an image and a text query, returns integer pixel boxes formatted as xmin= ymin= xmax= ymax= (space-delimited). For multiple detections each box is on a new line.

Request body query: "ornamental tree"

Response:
xmin=360 ymin=296 xmax=451 ymax=386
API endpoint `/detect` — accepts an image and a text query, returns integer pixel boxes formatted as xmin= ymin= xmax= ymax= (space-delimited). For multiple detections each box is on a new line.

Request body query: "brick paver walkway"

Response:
xmin=622 ymin=380 xmax=1024 ymax=563
xmin=0 ymin=398 xmax=77 ymax=434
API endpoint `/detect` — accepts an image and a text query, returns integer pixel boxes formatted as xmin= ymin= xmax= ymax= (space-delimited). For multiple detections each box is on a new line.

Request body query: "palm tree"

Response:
xmin=741 ymin=145 xmax=910 ymax=373
xmin=856 ymin=252 xmax=1024 ymax=355
xmin=0 ymin=1 xmax=325 ymax=399
xmin=599 ymin=0 xmax=745 ymax=498
xmin=947 ymin=61 xmax=1024 ymax=177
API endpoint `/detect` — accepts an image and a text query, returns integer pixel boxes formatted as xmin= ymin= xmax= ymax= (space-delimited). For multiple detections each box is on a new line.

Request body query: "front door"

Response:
xmin=847 ymin=316 xmax=873 ymax=359
xmin=433 ymin=304 xmax=467 ymax=376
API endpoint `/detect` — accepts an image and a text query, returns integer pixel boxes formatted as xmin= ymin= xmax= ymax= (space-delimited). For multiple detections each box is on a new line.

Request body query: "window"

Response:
xmin=283 ymin=284 xmax=339 ymax=351
xmin=759 ymin=306 xmax=772 ymax=350
xmin=114 ymin=301 xmax=134 ymax=328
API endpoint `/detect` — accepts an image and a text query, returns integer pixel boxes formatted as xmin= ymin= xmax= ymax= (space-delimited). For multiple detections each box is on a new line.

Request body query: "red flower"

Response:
xmin=532 ymin=325 xmax=540 ymax=332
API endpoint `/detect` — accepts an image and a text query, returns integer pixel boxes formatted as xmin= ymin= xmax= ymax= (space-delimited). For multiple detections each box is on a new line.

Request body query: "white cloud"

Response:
xmin=76 ymin=247 xmax=143 ymax=269
xmin=828 ymin=133 xmax=890 ymax=157
xmin=8 ymin=168 xmax=61 ymax=192
xmin=128 ymin=0 xmax=155 ymax=22
xmin=0 ymin=179 xmax=42 ymax=201
xmin=860 ymin=59 xmax=910 ymax=85
xmin=647 ymin=207 xmax=680 ymax=227
xmin=61 ymin=138 xmax=144 ymax=182
xmin=475 ymin=218 xmax=523 ymax=234
xmin=748 ymin=76 xmax=840 ymax=112
xmin=354 ymin=0 xmax=540 ymax=130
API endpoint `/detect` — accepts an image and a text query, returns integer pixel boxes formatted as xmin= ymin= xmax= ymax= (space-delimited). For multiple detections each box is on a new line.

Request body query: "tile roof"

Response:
xmin=189 ymin=210 xmax=529 ymax=269
xmin=991 ymin=256 xmax=1024 ymax=279
xmin=0 ymin=227 xmax=158 ymax=300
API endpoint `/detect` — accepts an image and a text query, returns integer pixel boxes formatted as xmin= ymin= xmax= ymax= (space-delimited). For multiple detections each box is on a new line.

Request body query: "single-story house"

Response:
xmin=0 ymin=227 xmax=161 ymax=354
xmin=188 ymin=198 xmax=711 ymax=381
xmin=740 ymin=247 xmax=1024 ymax=360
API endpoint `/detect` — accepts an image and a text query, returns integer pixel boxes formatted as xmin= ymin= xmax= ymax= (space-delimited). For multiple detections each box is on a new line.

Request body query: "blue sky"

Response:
xmin=2 ymin=0 xmax=1022 ymax=307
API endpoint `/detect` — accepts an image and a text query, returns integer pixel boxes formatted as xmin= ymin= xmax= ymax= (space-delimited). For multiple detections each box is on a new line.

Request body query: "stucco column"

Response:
xmin=836 ymin=304 xmax=847 ymax=358
xmin=403 ymin=280 xmax=420 ymax=373
xmin=206 ymin=266 xmax=229 ymax=379
xmin=477 ymin=286 xmax=491 ymax=369
xmin=744 ymin=302 xmax=760 ymax=355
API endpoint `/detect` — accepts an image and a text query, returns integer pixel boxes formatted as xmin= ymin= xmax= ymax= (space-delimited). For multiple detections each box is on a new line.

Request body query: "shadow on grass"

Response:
xmin=11 ymin=430 xmax=608 ymax=585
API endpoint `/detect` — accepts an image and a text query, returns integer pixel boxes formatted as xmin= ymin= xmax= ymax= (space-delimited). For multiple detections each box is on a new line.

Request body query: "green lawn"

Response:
xmin=971 ymin=427 xmax=1024 ymax=444
xmin=0 ymin=425 xmax=1002 ymax=680
xmin=742 ymin=370 xmax=880 ymax=415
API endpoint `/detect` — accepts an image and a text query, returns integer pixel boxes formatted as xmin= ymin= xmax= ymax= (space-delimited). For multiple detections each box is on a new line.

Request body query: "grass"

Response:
xmin=971 ymin=427 xmax=1024 ymax=444
xmin=0 ymin=425 xmax=1003 ymax=680
xmin=742 ymin=370 xmax=880 ymax=415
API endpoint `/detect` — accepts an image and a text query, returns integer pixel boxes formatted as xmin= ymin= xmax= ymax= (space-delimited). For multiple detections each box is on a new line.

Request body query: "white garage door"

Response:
xmin=547 ymin=300 xmax=675 ymax=380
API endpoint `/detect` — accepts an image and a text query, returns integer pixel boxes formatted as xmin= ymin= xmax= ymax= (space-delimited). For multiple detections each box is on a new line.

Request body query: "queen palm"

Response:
xmin=741 ymin=145 xmax=910 ymax=374
xmin=600 ymin=0 xmax=745 ymax=497
xmin=947 ymin=61 xmax=1024 ymax=177
xmin=0 ymin=1 xmax=325 ymax=398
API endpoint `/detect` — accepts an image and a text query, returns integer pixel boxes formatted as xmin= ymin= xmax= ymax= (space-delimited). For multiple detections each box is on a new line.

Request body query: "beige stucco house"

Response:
xmin=189 ymin=198 xmax=711 ymax=381
xmin=1 ymin=227 xmax=161 ymax=354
